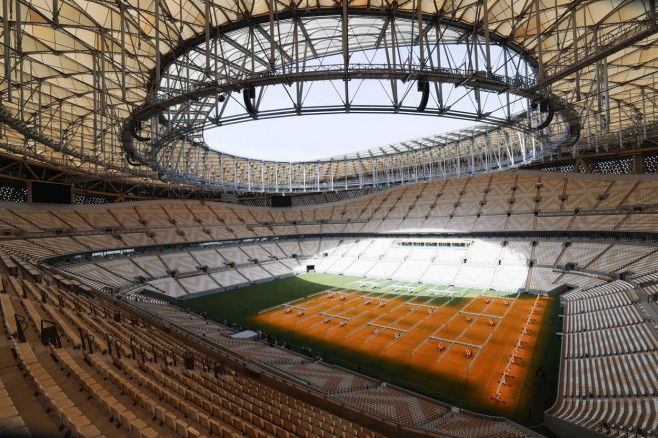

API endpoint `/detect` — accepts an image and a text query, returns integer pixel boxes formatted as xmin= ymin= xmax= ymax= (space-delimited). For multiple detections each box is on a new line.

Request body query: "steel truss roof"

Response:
xmin=0 ymin=0 xmax=656 ymax=194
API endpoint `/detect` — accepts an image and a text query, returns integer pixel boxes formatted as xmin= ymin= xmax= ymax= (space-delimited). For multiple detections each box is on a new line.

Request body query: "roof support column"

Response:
xmin=470 ymin=32 xmax=481 ymax=115
xmin=58 ymin=101 xmax=63 ymax=149
xmin=3 ymin=0 xmax=11 ymax=101
xmin=37 ymin=81 xmax=42 ymax=136
xmin=455 ymin=141 xmax=461 ymax=176
xmin=503 ymin=47 xmax=510 ymax=120
xmin=93 ymin=54 xmax=98 ymax=147
xmin=585 ymin=98 xmax=592 ymax=149
xmin=482 ymin=0 xmax=491 ymax=76
xmin=342 ymin=0 xmax=350 ymax=110
xmin=16 ymin=0 xmax=22 ymax=118
xmin=525 ymin=61 xmax=532 ymax=128
xmin=414 ymin=153 xmax=419 ymax=181
xmin=571 ymin=9 xmax=580 ymax=101
xmin=205 ymin=0 xmax=211 ymax=74
xmin=155 ymin=0 xmax=161 ymax=84
xmin=357 ymin=156 xmax=362 ymax=188
xmin=603 ymin=56 xmax=610 ymax=133
xmin=383 ymin=17 xmax=398 ymax=108
xmin=261 ymin=162 xmax=264 ymax=192
xmin=618 ymin=101 xmax=623 ymax=149
xmin=518 ymin=130 xmax=526 ymax=162
xmin=81 ymin=115 xmax=85 ymax=159
xmin=385 ymin=157 xmax=390 ymax=185
xmin=417 ymin=0 xmax=424 ymax=66
xmin=594 ymin=32 xmax=603 ymax=142
xmin=248 ymin=159 xmax=252 ymax=191
xmin=330 ymin=160 xmax=334 ymax=191
xmin=268 ymin=0 xmax=276 ymax=70
xmin=293 ymin=18 xmax=301 ymax=111
xmin=642 ymin=89 xmax=647 ymax=140
xmin=220 ymin=154 xmax=224 ymax=188
xmin=120 ymin=4 xmax=126 ymax=101
xmin=534 ymin=0 xmax=543 ymax=81
xmin=371 ymin=156 xmax=376 ymax=187
xmin=233 ymin=157 xmax=237 ymax=190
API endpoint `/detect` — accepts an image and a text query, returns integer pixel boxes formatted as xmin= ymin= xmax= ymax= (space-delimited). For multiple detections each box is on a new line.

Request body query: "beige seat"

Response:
xmin=129 ymin=418 xmax=148 ymax=436
xmin=207 ymin=419 xmax=222 ymax=436
xmin=0 ymin=404 xmax=18 ymax=419
xmin=219 ymin=425 xmax=233 ymax=438
xmin=53 ymin=398 xmax=75 ymax=423
xmin=68 ymin=414 xmax=91 ymax=435
xmin=119 ymin=410 xmax=137 ymax=428
xmin=186 ymin=427 xmax=201 ymax=438
xmin=99 ymin=395 xmax=118 ymax=414
xmin=110 ymin=401 xmax=127 ymax=422
xmin=77 ymin=424 xmax=102 ymax=438
xmin=164 ymin=411 xmax=177 ymax=429
xmin=0 ymin=414 xmax=26 ymax=431
xmin=141 ymin=397 xmax=157 ymax=417
xmin=174 ymin=418 xmax=189 ymax=436
xmin=140 ymin=427 xmax=159 ymax=438
xmin=153 ymin=405 xmax=167 ymax=424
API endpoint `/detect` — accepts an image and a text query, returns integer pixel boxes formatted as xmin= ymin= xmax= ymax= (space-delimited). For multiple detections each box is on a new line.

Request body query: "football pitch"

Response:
xmin=182 ymin=273 xmax=562 ymax=427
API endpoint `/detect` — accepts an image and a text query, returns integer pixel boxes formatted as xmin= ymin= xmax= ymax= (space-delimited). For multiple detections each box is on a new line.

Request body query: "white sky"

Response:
xmin=203 ymin=113 xmax=474 ymax=161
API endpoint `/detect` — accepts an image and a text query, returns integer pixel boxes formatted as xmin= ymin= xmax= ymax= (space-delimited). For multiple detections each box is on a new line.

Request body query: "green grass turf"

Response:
xmin=181 ymin=273 xmax=562 ymax=427
xmin=181 ymin=273 xmax=361 ymax=322
xmin=514 ymin=296 xmax=563 ymax=437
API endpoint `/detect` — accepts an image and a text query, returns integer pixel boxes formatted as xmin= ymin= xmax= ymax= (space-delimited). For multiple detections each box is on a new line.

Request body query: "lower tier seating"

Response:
xmin=0 ymin=273 xmax=542 ymax=438
xmin=549 ymin=282 xmax=658 ymax=436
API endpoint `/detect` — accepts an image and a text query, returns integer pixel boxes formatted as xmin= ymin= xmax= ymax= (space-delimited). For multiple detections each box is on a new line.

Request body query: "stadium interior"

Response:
xmin=1 ymin=1 xmax=658 ymax=437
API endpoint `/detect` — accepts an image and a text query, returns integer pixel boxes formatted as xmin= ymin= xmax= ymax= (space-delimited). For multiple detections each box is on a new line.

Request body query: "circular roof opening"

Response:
xmin=160 ymin=14 xmax=540 ymax=164
xmin=125 ymin=12 xmax=577 ymax=192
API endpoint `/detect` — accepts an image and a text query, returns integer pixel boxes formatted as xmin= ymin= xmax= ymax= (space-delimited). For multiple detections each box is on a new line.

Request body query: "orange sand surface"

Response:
xmin=256 ymin=290 xmax=547 ymax=413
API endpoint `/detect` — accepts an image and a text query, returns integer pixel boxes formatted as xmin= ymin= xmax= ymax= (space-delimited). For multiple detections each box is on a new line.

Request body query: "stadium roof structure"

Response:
xmin=0 ymin=0 xmax=656 ymax=195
